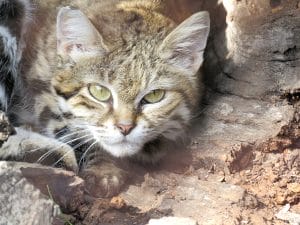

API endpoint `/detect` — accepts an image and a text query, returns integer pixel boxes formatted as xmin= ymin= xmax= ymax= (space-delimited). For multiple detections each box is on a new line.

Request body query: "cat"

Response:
xmin=0 ymin=0 xmax=210 ymax=197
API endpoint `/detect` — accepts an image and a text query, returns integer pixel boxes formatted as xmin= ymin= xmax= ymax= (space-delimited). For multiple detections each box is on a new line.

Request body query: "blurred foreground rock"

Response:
xmin=0 ymin=161 xmax=84 ymax=225
xmin=148 ymin=217 xmax=198 ymax=225
xmin=0 ymin=161 xmax=59 ymax=225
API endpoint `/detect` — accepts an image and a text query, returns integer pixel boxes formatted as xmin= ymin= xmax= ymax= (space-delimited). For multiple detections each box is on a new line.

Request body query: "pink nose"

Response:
xmin=116 ymin=123 xmax=135 ymax=136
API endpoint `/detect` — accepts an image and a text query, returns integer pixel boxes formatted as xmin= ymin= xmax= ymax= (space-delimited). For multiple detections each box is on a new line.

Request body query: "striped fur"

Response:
xmin=0 ymin=0 xmax=209 ymax=197
xmin=0 ymin=0 xmax=32 ymax=115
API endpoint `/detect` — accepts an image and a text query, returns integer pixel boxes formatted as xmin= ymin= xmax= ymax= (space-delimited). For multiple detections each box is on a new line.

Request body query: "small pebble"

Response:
xmin=276 ymin=195 xmax=287 ymax=205
xmin=148 ymin=217 xmax=198 ymax=225
xmin=287 ymin=183 xmax=300 ymax=193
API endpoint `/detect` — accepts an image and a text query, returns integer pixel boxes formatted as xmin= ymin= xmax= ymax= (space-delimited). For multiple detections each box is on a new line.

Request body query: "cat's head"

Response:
xmin=53 ymin=6 xmax=210 ymax=157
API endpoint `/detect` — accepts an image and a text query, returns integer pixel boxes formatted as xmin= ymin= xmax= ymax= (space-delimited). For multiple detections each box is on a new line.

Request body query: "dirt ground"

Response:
xmin=49 ymin=100 xmax=299 ymax=225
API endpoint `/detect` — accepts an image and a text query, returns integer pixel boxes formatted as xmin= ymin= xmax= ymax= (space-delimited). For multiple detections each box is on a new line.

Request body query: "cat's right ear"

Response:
xmin=158 ymin=11 xmax=210 ymax=76
xmin=56 ymin=7 xmax=108 ymax=62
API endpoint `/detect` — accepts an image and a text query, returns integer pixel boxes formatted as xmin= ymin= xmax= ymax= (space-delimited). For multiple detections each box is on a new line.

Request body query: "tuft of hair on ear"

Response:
xmin=56 ymin=6 xmax=108 ymax=63
xmin=159 ymin=11 xmax=210 ymax=75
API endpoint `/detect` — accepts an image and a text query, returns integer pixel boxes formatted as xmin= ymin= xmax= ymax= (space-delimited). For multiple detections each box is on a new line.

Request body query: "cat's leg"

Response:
xmin=0 ymin=125 xmax=78 ymax=172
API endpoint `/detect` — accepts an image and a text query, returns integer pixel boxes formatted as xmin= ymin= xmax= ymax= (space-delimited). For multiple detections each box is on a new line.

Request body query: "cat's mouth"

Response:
xmin=100 ymin=137 xmax=144 ymax=157
xmin=107 ymin=138 xmax=140 ymax=149
xmin=89 ymin=127 xmax=146 ymax=157
xmin=103 ymin=136 xmax=132 ymax=145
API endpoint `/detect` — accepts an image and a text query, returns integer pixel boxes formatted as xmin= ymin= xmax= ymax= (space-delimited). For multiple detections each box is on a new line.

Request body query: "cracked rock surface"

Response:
xmin=0 ymin=162 xmax=59 ymax=225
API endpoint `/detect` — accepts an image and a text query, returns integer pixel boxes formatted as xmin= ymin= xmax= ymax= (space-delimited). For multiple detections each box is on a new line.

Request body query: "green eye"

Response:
xmin=88 ymin=84 xmax=111 ymax=102
xmin=143 ymin=89 xmax=165 ymax=104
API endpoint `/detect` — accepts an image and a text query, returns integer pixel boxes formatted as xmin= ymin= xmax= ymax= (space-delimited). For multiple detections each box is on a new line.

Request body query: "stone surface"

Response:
xmin=121 ymin=174 xmax=248 ymax=225
xmin=0 ymin=161 xmax=59 ymax=225
xmin=276 ymin=204 xmax=300 ymax=225
xmin=21 ymin=166 xmax=85 ymax=212
xmin=189 ymin=94 xmax=293 ymax=173
xmin=148 ymin=217 xmax=198 ymax=225
xmin=206 ymin=0 xmax=300 ymax=99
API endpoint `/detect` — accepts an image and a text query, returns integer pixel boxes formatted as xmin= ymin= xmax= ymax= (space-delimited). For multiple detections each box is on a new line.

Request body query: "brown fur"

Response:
xmin=2 ymin=0 xmax=210 ymax=197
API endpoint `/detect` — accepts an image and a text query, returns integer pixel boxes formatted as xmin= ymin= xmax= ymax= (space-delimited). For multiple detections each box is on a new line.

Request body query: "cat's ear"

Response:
xmin=56 ymin=6 xmax=108 ymax=62
xmin=159 ymin=11 xmax=210 ymax=75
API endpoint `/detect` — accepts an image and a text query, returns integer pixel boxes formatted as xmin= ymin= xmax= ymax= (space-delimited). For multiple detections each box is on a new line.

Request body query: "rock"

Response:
xmin=287 ymin=183 xmax=300 ymax=193
xmin=21 ymin=165 xmax=85 ymax=212
xmin=148 ymin=217 xmax=198 ymax=225
xmin=0 ymin=161 xmax=59 ymax=225
xmin=0 ymin=161 xmax=86 ymax=224
xmin=276 ymin=195 xmax=287 ymax=205
xmin=121 ymin=173 xmax=248 ymax=225
xmin=110 ymin=196 xmax=126 ymax=209
xmin=276 ymin=204 xmax=300 ymax=225
xmin=189 ymin=95 xmax=293 ymax=173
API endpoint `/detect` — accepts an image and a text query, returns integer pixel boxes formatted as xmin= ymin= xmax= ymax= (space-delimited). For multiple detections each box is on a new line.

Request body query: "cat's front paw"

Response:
xmin=80 ymin=163 xmax=128 ymax=198
xmin=12 ymin=129 xmax=79 ymax=172
xmin=21 ymin=140 xmax=79 ymax=173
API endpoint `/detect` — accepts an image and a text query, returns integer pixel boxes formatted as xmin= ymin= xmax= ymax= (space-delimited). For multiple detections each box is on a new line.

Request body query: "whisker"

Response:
xmin=52 ymin=136 xmax=96 ymax=168
xmin=34 ymin=133 xmax=89 ymax=156
xmin=52 ymin=127 xmax=70 ymax=137
xmin=28 ymin=122 xmax=106 ymax=166
xmin=51 ymin=147 xmax=75 ymax=168
xmin=36 ymin=133 xmax=93 ymax=163
xmin=58 ymin=129 xmax=89 ymax=141
xmin=72 ymin=136 xmax=95 ymax=151
xmin=36 ymin=148 xmax=60 ymax=164
xmin=75 ymin=124 xmax=105 ymax=132
xmin=61 ymin=133 xmax=92 ymax=145
xmin=191 ymin=105 xmax=208 ymax=120
xmin=79 ymin=141 xmax=98 ymax=168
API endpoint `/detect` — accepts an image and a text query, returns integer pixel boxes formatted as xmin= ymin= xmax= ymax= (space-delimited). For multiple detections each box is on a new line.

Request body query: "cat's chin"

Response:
xmin=100 ymin=140 xmax=143 ymax=158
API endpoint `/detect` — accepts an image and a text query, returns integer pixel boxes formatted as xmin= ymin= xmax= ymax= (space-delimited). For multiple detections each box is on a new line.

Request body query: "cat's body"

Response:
xmin=0 ymin=0 xmax=209 ymax=196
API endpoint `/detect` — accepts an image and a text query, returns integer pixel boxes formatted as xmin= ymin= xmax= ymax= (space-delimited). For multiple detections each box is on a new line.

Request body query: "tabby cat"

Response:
xmin=0 ymin=0 xmax=210 ymax=197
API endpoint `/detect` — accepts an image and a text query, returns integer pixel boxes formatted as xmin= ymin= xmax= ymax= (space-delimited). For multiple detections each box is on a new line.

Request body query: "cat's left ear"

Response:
xmin=56 ymin=6 xmax=108 ymax=62
xmin=159 ymin=11 xmax=210 ymax=75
